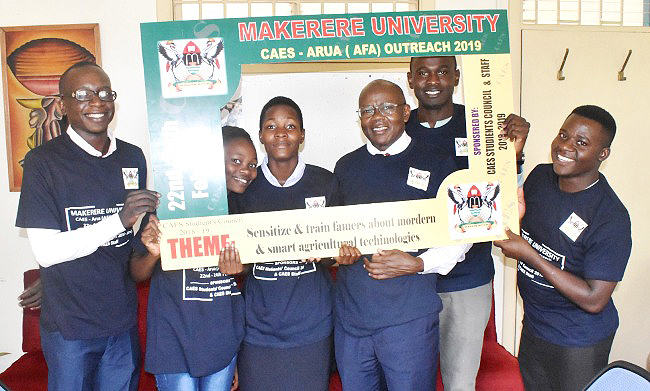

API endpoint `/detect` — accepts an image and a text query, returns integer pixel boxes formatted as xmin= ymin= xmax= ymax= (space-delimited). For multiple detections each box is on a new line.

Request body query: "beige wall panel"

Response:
xmin=520 ymin=28 xmax=650 ymax=367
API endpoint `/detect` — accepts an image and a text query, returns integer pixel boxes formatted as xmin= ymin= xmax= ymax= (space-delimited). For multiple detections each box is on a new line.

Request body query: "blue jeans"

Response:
xmin=40 ymin=326 xmax=140 ymax=391
xmin=155 ymin=354 xmax=237 ymax=391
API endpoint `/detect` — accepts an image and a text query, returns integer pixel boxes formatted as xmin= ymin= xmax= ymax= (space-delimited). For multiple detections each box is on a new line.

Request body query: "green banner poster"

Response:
xmin=140 ymin=10 xmax=516 ymax=268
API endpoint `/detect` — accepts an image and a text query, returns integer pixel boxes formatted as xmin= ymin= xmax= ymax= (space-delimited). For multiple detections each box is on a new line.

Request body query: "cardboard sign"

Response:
xmin=139 ymin=10 xmax=517 ymax=270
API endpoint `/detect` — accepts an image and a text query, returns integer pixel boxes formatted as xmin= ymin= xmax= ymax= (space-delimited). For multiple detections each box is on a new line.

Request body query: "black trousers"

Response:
xmin=238 ymin=335 xmax=332 ymax=391
xmin=518 ymin=325 xmax=615 ymax=391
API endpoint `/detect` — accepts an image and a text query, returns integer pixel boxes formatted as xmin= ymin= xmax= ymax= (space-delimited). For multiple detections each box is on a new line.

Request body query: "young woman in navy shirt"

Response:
xmin=229 ymin=96 xmax=338 ymax=391
xmin=130 ymin=126 xmax=258 ymax=391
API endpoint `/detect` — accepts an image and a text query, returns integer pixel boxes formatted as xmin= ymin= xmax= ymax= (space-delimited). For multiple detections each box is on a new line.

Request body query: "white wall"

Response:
xmin=0 ymin=0 xmax=157 ymax=371
xmin=238 ymin=69 xmax=466 ymax=171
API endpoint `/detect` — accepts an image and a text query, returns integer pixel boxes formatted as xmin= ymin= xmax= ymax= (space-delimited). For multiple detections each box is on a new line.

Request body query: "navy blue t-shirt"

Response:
xmin=406 ymin=105 xmax=494 ymax=292
xmin=142 ymin=263 xmax=244 ymax=376
xmin=135 ymin=197 xmax=245 ymax=377
xmin=231 ymin=164 xmax=337 ymax=348
xmin=16 ymin=133 xmax=145 ymax=339
xmin=518 ymin=164 xmax=631 ymax=347
xmin=334 ymin=140 xmax=456 ymax=335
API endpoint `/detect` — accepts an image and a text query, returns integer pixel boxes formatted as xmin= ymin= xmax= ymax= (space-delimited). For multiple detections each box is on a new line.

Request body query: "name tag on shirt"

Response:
xmin=407 ymin=167 xmax=430 ymax=191
xmin=122 ymin=168 xmax=139 ymax=189
xmin=559 ymin=212 xmax=588 ymax=242
xmin=305 ymin=196 xmax=326 ymax=208
xmin=455 ymin=138 xmax=468 ymax=156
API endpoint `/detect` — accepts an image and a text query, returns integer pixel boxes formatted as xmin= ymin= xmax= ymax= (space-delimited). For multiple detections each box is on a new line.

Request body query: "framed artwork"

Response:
xmin=1 ymin=23 xmax=100 ymax=191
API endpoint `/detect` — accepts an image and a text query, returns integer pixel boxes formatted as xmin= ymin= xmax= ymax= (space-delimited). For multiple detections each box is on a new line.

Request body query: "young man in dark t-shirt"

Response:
xmin=406 ymin=56 xmax=530 ymax=391
xmin=15 ymin=62 xmax=159 ymax=391
xmin=495 ymin=105 xmax=631 ymax=390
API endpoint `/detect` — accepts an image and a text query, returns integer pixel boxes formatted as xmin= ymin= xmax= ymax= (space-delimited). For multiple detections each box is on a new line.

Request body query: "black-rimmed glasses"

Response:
xmin=357 ymin=103 xmax=404 ymax=118
xmin=69 ymin=88 xmax=117 ymax=102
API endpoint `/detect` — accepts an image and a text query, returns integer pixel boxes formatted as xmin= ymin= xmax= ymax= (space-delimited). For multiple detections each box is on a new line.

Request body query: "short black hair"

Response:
xmin=259 ymin=96 xmax=304 ymax=130
xmin=409 ymin=55 xmax=457 ymax=71
xmin=58 ymin=61 xmax=101 ymax=94
xmin=570 ymin=105 xmax=616 ymax=147
xmin=222 ymin=125 xmax=254 ymax=147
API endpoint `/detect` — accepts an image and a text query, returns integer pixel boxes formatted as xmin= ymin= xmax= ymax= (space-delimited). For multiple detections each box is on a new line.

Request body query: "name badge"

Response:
xmin=305 ymin=196 xmax=326 ymax=208
xmin=122 ymin=168 xmax=139 ymax=189
xmin=455 ymin=137 xmax=468 ymax=156
xmin=559 ymin=212 xmax=588 ymax=242
xmin=407 ymin=167 xmax=430 ymax=191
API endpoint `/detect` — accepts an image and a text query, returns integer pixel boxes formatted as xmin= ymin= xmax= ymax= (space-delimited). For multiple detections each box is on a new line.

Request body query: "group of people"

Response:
xmin=15 ymin=55 xmax=631 ymax=391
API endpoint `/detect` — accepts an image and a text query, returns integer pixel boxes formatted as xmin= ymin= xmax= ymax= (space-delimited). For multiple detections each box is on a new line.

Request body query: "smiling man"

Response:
xmin=16 ymin=62 xmax=159 ymax=391
xmin=494 ymin=105 xmax=631 ymax=391
xmin=405 ymin=55 xmax=531 ymax=391
xmin=333 ymin=79 xmax=470 ymax=390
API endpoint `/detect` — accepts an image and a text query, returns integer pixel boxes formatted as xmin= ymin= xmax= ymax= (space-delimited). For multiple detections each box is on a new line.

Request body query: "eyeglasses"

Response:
xmin=357 ymin=103 xmax=405 ymax=118
xmin=69 ymin=88 xmax=117 ymax=102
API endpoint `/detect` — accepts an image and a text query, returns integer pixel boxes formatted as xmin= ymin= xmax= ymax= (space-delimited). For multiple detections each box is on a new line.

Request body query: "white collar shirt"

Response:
xmin=67 ymin=128 xmax=117 ymax=158
xmin=261 ymin=153 xmax=306 ymax=188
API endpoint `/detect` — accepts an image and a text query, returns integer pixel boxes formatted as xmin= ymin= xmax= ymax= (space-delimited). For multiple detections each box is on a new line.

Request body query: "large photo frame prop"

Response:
xmin=140 ymin=11 xmax=516 ymax=270
xmin=1 ymin=24 xmax=101 ymax=191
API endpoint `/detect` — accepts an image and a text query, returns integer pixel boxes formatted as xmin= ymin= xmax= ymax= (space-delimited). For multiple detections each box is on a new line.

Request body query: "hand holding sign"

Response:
xmin=218 ymin=244 xmax=245 ymax=275
xmin=335 ymin=243 xmax=362 ymax=265
xmin=119 ymin=190 xmax=160 ymax=228
xmin=364 ymin=249 xmax=424 ymax=280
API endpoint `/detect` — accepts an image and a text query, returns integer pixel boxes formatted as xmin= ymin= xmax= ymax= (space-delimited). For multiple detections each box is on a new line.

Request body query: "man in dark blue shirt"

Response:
xmin=406 ymin=55 xmax=530 ymax=391
xmin=334 ymin=79 xmax=470 ymax=390
xmin=16 ymin=62 xmax=159 ymax=391
xmin=495 ymin=105 xmax=631 ymax=390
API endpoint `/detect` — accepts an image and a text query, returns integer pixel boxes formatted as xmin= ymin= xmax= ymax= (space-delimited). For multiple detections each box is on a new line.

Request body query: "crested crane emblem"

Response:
xmin=157 ymin=38 xmax=227 ymax=98
xmin=448 ymin=182 xmax=501 ymax=235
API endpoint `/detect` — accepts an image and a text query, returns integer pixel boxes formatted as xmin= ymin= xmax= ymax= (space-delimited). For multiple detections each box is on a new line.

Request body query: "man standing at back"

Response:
xmin=16 ymin=62 xmax=159 ymax=391
xmin=406 ymin=56 xmax=529 ymax=391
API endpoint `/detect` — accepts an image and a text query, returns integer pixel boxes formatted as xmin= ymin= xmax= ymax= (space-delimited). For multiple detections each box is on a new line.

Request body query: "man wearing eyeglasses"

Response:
xmin=406 ymin=55 xmax=530 ymax=391
xmin=333 ymin=79 xmax=471 ymax=390
xmin=16 ymin=62 xmax=159 ymax=391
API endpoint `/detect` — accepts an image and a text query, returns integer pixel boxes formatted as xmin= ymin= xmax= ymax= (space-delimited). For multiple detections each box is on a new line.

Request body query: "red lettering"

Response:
xmin=273 ymin=20 xmax=291 ymax=39
xmin=473 ymin=14 xmax=487 ymax=32
xmin=193 ymin=236 xmax=203 ymax=257
xmin=425 ymin=15 xmax=439 ymax=34
xmin=221 ymin=234 xmax=230 ymax=249
xmin=371 ymin=17 xmax=386 ymax=35
xmin=167 ymin=238 xmax=179 ymax=259
xmin=167 ymin=235 xmax=231 ymax=260
xmin=291 ymin=20 xmax=305 ymax=39
xmin=335 ymin=18 xmax=351 ymax=37
xmin=203 ymin=235 xmax=221 ymax=256
xmin=305 ymin=20 xmax=321 ymax=38
xmin=321 ymin=19 xmax=335 ymax=37
xmin=238 ymin=22 xmax=257 ymax=41
xmin=453 ymin=14 xmax=466 ymax=33
xmin=486 ymin=14 xmax=500 ymax=32
xmin=387 ymin=17 xmax=403 ymax=35
xmin=350 ymin=18 xmax=365 ymax=36
xmin=179 ymin=237 xmax=192 ymax=258
xmin=402 ymin=16 xmax=410 ymax=34
xmin=439 ymin=15 xmax=453 ymax=33
xmin=258 ymin=21 xmax=274 ymax=40
xmin=408 ymin=16 xmax=424 ymax=34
